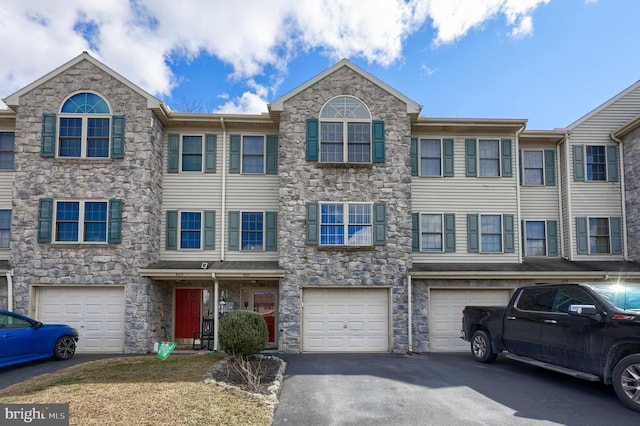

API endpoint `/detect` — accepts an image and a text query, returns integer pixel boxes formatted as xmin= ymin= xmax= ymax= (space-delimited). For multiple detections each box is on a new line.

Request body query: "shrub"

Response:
xmin=218 ymin=310 xmax=268 ymax=356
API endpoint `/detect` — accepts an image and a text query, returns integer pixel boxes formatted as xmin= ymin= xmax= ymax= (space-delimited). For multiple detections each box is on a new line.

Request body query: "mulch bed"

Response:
xmin=207 ymin=355 xmax=284 ymax=396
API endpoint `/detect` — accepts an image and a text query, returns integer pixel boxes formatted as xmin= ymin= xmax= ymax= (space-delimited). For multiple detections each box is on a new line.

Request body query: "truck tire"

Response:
xmin=613 ymin=354 xmax=640 ymax=412
xmin=471 ymin=330 xmax=497 ymax=363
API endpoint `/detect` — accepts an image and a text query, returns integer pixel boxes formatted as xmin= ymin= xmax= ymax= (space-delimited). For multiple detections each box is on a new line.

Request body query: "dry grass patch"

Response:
xmin=0 ymin=354 xmax=274 ymax=426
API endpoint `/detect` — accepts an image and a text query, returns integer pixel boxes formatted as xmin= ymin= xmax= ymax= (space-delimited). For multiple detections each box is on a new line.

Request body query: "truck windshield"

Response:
xmin=589 ymin=283 xmax=640 ymax=312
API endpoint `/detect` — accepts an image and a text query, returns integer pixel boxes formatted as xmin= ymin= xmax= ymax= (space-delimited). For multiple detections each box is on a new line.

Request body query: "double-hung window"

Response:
xmin=58 ymin=93 xmax=111 ymax=158
xmin=586 ymin=146 xmax=606 ymax=181
xmin=180 ymin=212 xmax=202 ymax=249
xmin=576 ymin=216 xmax=622 ymax=255
xmin=480 ymin=214 xmax=502 ymax=252
xmin=466 ymin=138 xmax=512 ymax=178
xmin=420 ymin=139 xmax=442 ymax=176
xmin=242 ymin=212 xmax=264 ymax=250
xmin=165 ymin=210 xmax=215 ymax=250
xmin=589 ymin=217 xmax=610 ymax=254
xmin=573 ymin=144 xmax=618 ymax=182
xmin=421 ymin=214 xmax=443 ymax=251
xmin=0 ymin=132 xmax=14 ymax=170
xmin=320 ymin=203 xmax=372 ymax=246
xmin=523 ymin=151 xmax=544 ymax=185
xmin=182 ymin=136 xmax=203 ymax=172
xmin=524 ymin=220 xmax=546 ymax=256
xmin=242 ymin=136 xmax=265 ymax=173
xmin=0 ymin=210 xmax=11 ymax=248
xmin=168 ymin=134 xmax=216 ymax=173
xmin=479 ymin=139 xmax=500 ymax=177
xmin=228 ymin=134 xmax=277 ymax=174
xmin=320 ymin=96 xmax=371 ymax=163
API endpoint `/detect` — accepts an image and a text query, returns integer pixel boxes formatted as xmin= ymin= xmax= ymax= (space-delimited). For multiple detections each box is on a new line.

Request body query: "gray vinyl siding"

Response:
xmin=411 ymin=134 xmax=519 ymax=263
xmin=519 ymin=141 xmax=561 ymax=226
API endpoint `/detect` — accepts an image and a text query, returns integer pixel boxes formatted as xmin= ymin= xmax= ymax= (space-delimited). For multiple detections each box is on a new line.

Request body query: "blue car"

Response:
xmin=0 ymin=310 xmax=79 ymax=368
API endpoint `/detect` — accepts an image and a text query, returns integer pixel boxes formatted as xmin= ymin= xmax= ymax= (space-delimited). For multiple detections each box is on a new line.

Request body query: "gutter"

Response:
xmin=610 ymin=132 xmax=629 ymax=260
xmin=410 ymin=270 xmax=640 ymax=281
xmin=6 ymin=270 xmax=12 ymax=311
xmin=407 ymin=274 xmax=412 ymax=352
xmin=139 ymin=268 xmax=285 ymax=280
xmin=565 ymin=133 xmax=575 ymax=260
xmin=515 ymin=123 xmax=526 ymax=263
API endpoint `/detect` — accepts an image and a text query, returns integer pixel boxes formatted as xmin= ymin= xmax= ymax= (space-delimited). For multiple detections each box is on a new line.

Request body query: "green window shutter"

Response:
xmin=372 ymin=120 xmax=385 ymax=163
xmin=108 ymin=199 xmax=122 ymax=243
xmin=518 ymin=150 xmax=523 ymax=185
xmin=465 ymin=138 xmax=477 ymax=177
xmin=41 ymin=114 xmax=56 ymax=157
xmin=168 ymin=134 xmax=179 ymax=173
xmin=544 ymin=149 xmax=556 ymax=186
xmin=229 ymin=135 xmax=241 ymax=173
xmin=204 ymin=210 xmax=216 ymax=250
xmin=306 ymin=203 xmax=318 ymax=245
xmin=503 ymin=214 xmax=514 ymax=253
xmin=373 ymin=202 xmax=386 ymax=246
xmin=444 ymin=213 xmax=456 ymax=252
xmin=205 ymin=134 xmax=217 ymax=173
xmin=412 ymin=213 xmax=419 ymax=252
xmin=611 ymin=217 xmax=623 ymax=255
xmin=228 ymin=211 xmax=240 ymax=250
xmin=306 ymin=119 xmax=319 ymax=162
xmin=573 ymin=145 xmax=585 ymax=182
xmin=110 ymin=115 xmax=125 ymax=159
xmin=547 ymin=220 xmax=558 ymax=257
xmin=38 ymin=198 xmax=54 ymax=243
xmin=467 ymin=214 xmax=479 ymax=253
xmin=410 ymin=138 xmax=418 ymax=176
xmin=166 ymin=210 xmax=178 ymax=250
xmin=501 ymin=139 xmax=513 ymax=177
xmin=266 ymin=135 xmax=278 ymax=174
xmin=443 ymin=139 xmax=454 ymax=177
xmin=576 ymin=217 xmax=588 ymax=255
xmin=607 ymin=145 xmax=619 ymax=182
xmin=265 ymin=211 xmax=278 ymax=251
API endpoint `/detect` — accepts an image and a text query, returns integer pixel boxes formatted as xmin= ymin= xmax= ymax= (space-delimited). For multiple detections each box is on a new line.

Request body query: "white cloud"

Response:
xmin=0 ymin=0 xmax=550 ymax=112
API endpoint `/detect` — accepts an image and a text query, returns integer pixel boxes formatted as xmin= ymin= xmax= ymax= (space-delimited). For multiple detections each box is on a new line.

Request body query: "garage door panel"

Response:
xmin=429 ymin=289 xmax=510 ymax=352
xmin=303 ymin=288 xmax=389 ymax=352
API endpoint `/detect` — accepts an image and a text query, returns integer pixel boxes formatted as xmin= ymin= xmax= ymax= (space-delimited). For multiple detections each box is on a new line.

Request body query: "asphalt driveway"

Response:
xmin=273 ymin=352 xmax=640 ymax=426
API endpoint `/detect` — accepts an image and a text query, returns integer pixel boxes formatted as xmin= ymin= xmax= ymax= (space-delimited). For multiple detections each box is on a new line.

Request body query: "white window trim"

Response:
xmin=319 ymin=96 xmax=372 ymax=164
xmin=419 ymin=212 xmax=444 ymax=252
xmin=522 ymin=149 xmax=545 ymax=186
xmin=585 ymin=145 xmax=608 ymax=182
xmin=240 ymin=210 xmax=266 ymax=251
xmin=53 ymin=199 xmax=109 ymax=244
xmin=477 ymin=138 xmax=502 ymax=178
xmin=57 ymin=114 xmax=112 ymax=158
xmin=479 ymin=213 xmax=503 ymax=253
xmin=587 ymin=216 xmax=611 ymax=254
xmin=178 ymin=210 xmax=204 ymax=251
xmin=523 ymin=220 xmax=547 ymax=257
xmin=419 ymin=138 xmax=444 ymax=177
xmin=179 ymin=134 xmax=206 ymax=173
xmin=319 ymin=202 xmax=373 ymax=246
xmin=241 ymin=134 xmax=266 ymax=174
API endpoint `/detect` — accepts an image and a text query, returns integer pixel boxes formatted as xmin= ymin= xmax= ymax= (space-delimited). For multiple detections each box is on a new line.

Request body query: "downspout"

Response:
xmin=407 ymin=273 xmax=412 ymax=352
xmin=212 ymin=273 xmax=220 ymax=351
xmin=565 ymin=133 xmax=575 ymax=260
xmin=610 ymin=132 xmax=629 ymax=260
xmin=515 ymin=125 xmax=525 ymax=263
xmin=556 ymin=138 xmax=566 ymax=258
xmin=220 ymin=117 xmax=227 ymax=261
xmin=6 ymin=270 xmax=13 ymax=311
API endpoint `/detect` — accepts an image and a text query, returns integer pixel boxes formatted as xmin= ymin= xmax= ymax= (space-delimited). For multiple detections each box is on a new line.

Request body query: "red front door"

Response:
xmin=175 ymin=289 xmax=201 ymax=339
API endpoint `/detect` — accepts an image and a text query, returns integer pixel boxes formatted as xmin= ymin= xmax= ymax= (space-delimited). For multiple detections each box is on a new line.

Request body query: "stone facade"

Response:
xmin=624 ymin=126 xmax=640 ymax=262
xmin=9 ymin=60 xmax=164 ymax=353
xmin=277 ymin=67 xmax=413 ymax=352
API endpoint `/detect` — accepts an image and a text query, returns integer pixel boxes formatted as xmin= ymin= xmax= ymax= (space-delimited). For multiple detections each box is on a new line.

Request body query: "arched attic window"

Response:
xmin=319 ymin=96 xmax=373 ymax=163
xmin=40 ymin=92 xmax=125 ymax=159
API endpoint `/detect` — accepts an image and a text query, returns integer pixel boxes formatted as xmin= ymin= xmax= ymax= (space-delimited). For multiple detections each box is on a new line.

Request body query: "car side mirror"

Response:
xmin=568 ymin=304 xmax=598 ymax=315
xmin=34 ymin=321 xmax=44 ymax=328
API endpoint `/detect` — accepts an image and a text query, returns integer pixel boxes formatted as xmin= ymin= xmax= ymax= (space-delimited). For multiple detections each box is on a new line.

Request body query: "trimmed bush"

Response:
xmin=219 ymin=310 xmax=268 ymax=356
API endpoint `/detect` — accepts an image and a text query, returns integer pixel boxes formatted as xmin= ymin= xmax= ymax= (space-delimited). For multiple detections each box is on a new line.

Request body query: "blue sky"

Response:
xmin=1 ymin=0 xmax=638 ymax=129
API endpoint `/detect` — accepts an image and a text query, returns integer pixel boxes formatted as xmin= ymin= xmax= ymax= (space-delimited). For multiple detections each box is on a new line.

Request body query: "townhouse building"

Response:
xmin=1 ymin=52 xmax=639 ymax=354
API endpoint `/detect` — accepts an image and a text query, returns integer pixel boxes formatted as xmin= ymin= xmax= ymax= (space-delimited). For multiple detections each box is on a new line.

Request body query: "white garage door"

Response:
xmin=36 ymin=286 xmax=125 ymax=353
xmin=429 ymin=289 xmax=511 ymax=352
xmin=303 ymin=288 xmax=389 ymax=352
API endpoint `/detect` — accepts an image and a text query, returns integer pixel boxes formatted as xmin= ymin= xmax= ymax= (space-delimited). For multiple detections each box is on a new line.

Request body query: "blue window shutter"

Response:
xmin=204 ymin=210 xmax=216 ymax=250
xmin=465 ymin=139 xmax=477 ymax=177
xmin=228 ymin=211 xmax=240 ymax=250
xmin=410 ymin=138 xmax=418 ymax=176
xmin=576 ymin=217 xmax=588 ymax=255
xmin=467 ymin=214 xmax=479 ymax=253
xmin=111 ymin=115 xmax=125 ymax=159
xmin=444 ymin=213 xmax=456 ymax=252
xmin=306 ymin=119 xmax=319 ymax=161
xmin=265 ymin=211 xmax=278 ymax=251
xmin=501 ymin=139 xmax=513 ymax=177
xmin=503 ymin=214 xmax=514 ymax=253
xmin=306 ymin=203 xmax=318 ymax=244
xmin=38 ymin=198 xmax=53 ymax=243
xmin=544 ymin=149 xmax=556 ymax=186
xmin=573 ymin=145 xmax=585 ymax=181
xmin=168 ymin=134 xmax=179 ymax=173
xmin=412 ymin=213 xmax=419 ymax=252
xmin=166 ymin=210 xmax=178 ymax=250
xmin=205 ymin=134 xmax=217 ymax=173
xmin=372 ymin=120 xmax=385 ymax=163
xmin=229 ymin=135 xmax=241 ymax=173
xmin=41 ymin=114 xmax=56 ymax=157
xmin=443 ymin=139 xmax=454 ymax=177
xmin=108 ymin=199 xmax=122 ymax=243
xmin=607 ymin=145 xmax=619 ymax=182
xmin=266 ymin=135 xmax=278 ymax=174
xmin=373 ymin=202 xmax=386 ymax=246
xmin=611 ymin=217 xmax=623 ymax=255
xmin=547 ymin=220 xmax=558 ymax=257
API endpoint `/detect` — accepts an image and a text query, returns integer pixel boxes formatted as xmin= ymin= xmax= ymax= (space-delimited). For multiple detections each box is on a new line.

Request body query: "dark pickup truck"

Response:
xmin=461 ymin=282 xmax=640 ymax=412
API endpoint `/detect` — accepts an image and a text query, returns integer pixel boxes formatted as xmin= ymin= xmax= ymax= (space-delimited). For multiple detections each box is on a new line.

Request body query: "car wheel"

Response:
xmin=471 ymin=330 xmax=497 ymax=363
xmin=613 ymin=354 xmax=640 ymax=412
xmin=54 ymin=336 xmax=76 ymax=360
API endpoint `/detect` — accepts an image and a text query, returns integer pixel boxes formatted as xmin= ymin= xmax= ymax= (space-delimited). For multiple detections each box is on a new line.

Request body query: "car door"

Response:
xmin=503 ymin=286 xmax=558 ymax=361
xmin=0 ymin=312 xmax=43 ymax=363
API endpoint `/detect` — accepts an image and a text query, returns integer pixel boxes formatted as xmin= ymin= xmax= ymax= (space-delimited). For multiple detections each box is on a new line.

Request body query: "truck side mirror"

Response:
xmin=568 ymin=304 xmax=598 ymax=315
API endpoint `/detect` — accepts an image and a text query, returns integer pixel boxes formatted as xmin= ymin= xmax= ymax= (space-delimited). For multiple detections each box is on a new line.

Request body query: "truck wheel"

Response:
xmin=471 ymin=330 xmax=497 ymax=363
xmin=613 ymin=354 xmax=640 ymax=412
